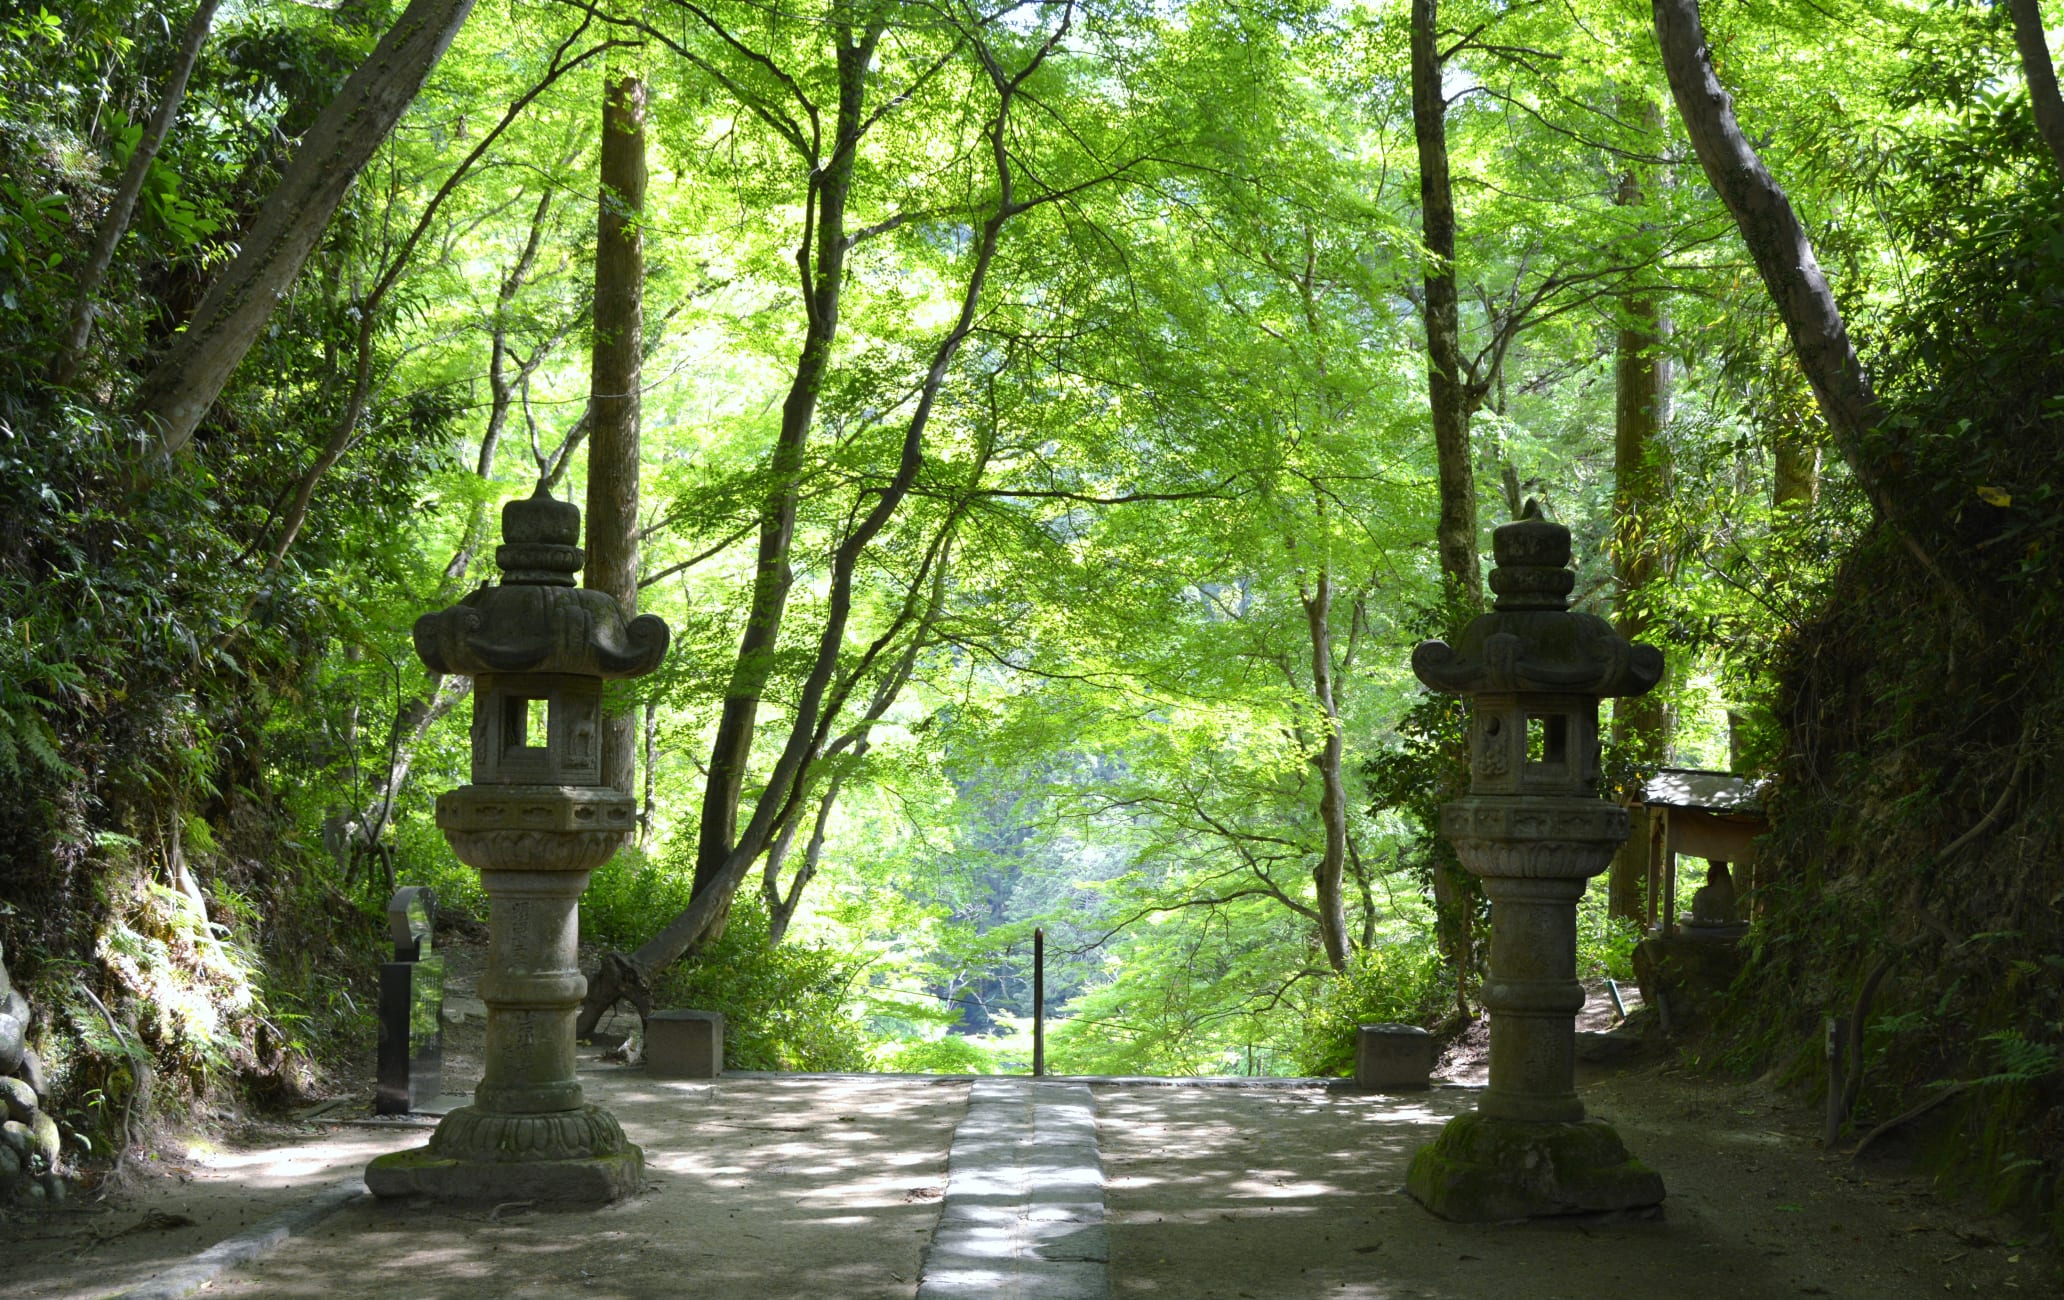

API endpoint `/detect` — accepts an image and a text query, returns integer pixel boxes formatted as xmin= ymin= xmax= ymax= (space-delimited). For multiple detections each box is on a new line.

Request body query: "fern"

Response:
xmin=1973 ymin=1030 xmax=2062 ymax=1087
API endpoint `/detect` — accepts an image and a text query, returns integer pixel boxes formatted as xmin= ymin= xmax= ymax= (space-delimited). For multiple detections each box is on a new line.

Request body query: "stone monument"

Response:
xmin=366 ymin=486 xmax=668 ymax=1204
xmin=1404 ymin=502 xmax=1668 ymax=1221
xmin=375 ymin=886 xmax=444 ymax=1115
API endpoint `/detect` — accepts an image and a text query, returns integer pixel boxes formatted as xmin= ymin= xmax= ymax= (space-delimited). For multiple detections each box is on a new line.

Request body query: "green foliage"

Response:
xmin=1291 ymin=939 xmax=1446 ymax=1077
xmin=882 ymin=1035 xmax=996 ymax=1076
xmin=1576 ymin=883 xmax=1639 ymax=983
xmin=581 ymin=845 xmax=692 ymax=953
xmin=655 ymin=899 xmax=875 ymax=1073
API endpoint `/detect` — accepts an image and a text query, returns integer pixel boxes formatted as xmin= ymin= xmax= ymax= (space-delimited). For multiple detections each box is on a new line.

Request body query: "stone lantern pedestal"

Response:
xmin=1404 ymin=503 xmax=1667 ymax=1221
xmin=366 ymin=488 xmax=668 ymax=1206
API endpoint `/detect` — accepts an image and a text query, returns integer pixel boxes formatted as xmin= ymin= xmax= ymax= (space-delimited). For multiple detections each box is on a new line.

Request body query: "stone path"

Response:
xmin=917 ymin=1078 xmax=1107 ymax=1299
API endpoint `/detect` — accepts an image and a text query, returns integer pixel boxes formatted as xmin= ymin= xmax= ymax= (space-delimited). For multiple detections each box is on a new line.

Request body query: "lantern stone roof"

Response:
xmin=412 ymin=487 xmax=669 ymax=681
xmin=1412 ymin=501 xmax=1663 ymax=699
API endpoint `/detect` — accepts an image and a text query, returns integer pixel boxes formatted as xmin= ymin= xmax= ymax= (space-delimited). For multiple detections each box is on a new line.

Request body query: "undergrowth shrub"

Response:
xmin=653 ymin=897 xmax=875 ymax=1072
xmin=581 ymin=845 xmax=692 ymax=953
xmin=882 ymin=1035 xmax=997 ymax=1075
xmin=1292 ymin=939 xmax=1446 ymax=1077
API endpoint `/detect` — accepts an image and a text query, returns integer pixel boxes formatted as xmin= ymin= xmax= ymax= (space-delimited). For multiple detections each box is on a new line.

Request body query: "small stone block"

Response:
xmin=1355 ymin=1022 xmax=1436 ymax=1090
xmin=645 ymin=1009 xmax=723 ymax=1078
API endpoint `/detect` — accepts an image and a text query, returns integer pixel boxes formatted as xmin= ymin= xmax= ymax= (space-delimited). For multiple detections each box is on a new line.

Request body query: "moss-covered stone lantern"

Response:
xmin=366 ymin=486 xmax=667 ymax=1205
xmin=1404 ymin=501 xmax=1667 ymax=1220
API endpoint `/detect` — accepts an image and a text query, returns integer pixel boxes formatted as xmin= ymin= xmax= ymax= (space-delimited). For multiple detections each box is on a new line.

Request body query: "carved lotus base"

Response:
xmin=436 ymin=784 xmax=635 ymax=874
xmin=365 ymin=1105 xmax=643 ymax=1205
xmin=1441 ymin=795 xmax=1627 ymax=880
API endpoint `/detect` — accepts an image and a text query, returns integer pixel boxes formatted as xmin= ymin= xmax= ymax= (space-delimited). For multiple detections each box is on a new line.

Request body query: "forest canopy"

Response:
xmin=1 ymin=0 xmax=2060 ymax=1239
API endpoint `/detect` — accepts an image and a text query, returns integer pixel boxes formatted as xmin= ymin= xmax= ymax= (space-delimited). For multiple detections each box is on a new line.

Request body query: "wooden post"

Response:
xmin=1032 ymin=927 xmax=1045 ymax=1078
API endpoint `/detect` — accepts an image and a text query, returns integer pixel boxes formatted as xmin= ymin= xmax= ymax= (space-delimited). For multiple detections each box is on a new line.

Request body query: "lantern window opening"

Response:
xmin=1525 ymin=713 xmax=1568 ymax=767
xmin=504 ymin=695 xmax=550 ymax=754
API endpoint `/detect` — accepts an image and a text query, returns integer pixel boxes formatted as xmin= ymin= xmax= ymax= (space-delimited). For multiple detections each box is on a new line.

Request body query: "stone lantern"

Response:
xmin=366 ymin=486 xmax=667 ymax=1205
xmin=1404 ymin=502 xmax=1667 ymax=1221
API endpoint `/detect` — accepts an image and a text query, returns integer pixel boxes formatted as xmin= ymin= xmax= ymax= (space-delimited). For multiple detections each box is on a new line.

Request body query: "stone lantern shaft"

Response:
xmin=1405 ymin=501 xmax=1667 ymax=1221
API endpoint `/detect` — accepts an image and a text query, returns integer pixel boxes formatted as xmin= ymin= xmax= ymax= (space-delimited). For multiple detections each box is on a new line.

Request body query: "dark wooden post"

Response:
xmin=1032 ymin=927 xmax=1045 ymax=1077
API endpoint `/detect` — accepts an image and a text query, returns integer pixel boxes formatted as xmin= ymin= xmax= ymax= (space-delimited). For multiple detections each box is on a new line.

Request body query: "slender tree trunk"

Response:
xmin=133 ymin=0 xmax=477 ymax=460
xmin=1302 ymin=566 xmax=1353 ymax=973
xmin=2010 ymin=0 xmax=2064 ymax=175
xmin=693 ymin=25 xmax=881 ymax=903
xmin=352 ymin=192 xmax=551 ymax=842
xmin=1411 ymin=0 xmax=1480 ymax=608
xmin=764 ymin=757 xmax=854 ymax=947
xmin=1412 ymin=0 xmax=1481 ymax=1019
xmin=52 ymin=0 xmax=220 ymax=386
xmin=1607 ymin=97 xmax=1672 ymax=921
xmin=585 ymin=72 xmax=646 ymax=796
xmin=638 ymin=699 xmax=659 ymax=846
xmin=1653 ymin=0 xmax=1957 ymax=602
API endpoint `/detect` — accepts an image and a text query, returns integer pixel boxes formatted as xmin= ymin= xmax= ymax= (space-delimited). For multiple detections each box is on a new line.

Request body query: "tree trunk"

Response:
xmin=638 ymin=699 xmax=659 ymax=845
xmin=1302 ymin=566 xmax=1353 ymax=973
xmin=584 ymin=72 xmax=646 ymax=797
xmin=1606 ymin=98 xmax=1672 ymax=921
xmin=1411 ymin=0 xmax=1480 ymax=609
xmin=133 ymin=0 xmax=477 ymax=460
xmin=2010 ymin=0 xmax=2064 ymax=176
xmin=51 ymin=0 xmax=220 ymax=386
xmin=1653 ymin=0 xmax=1956 ymax=600
xmin=1412 ymin=0 xmax=1481 ymax=1019
xmin=692 ymin=25 xmax=880 ymax=903
xmin=764 ymin=757 xmax=854 ymax=947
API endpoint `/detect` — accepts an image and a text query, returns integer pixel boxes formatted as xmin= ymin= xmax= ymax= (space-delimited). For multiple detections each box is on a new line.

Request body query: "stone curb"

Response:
xmin=918 ymin=1078 xmax=1109 ymax=1300
xmin=109 ymin=1176 xmax=366 ymax=1300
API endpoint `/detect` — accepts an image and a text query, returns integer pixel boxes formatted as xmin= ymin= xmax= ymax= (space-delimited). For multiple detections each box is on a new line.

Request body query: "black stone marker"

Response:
xmin=376 ymin=887 xmax=444 ymax=1115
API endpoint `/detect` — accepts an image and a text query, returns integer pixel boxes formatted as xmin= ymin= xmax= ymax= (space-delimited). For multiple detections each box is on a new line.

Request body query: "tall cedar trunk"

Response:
xmin=52 ymin=0 xmax=220 ymax=386
xmin=1411 ymin=0 xmax=1479 ymax=1021
xmin=1302 ymin=568 xmax=1353 ymax=972
xmin=2010 ymin=0 xmax=2064 ymax=175
xmin=133 ymin=0 xmax=477 ymax=460
xmin=1653 ymin=0 xmax=1957 ymax=601
xmin=1607 ymin=97 xmax=1672 ymax=919
xmin=585 ymin=73 xmax=646 ymax=796
xmin=692 ymin=27 xmax=880 ymax=907
xmin=1411 ymin=0 xmax=1480 ymax=609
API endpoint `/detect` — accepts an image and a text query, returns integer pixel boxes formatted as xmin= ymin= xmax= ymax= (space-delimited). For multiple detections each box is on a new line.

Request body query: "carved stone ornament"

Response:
xmin=1411 ymin=503 xmax=1663 ymax=700
xmin=413 ymin=488 xmax=668 ymax=681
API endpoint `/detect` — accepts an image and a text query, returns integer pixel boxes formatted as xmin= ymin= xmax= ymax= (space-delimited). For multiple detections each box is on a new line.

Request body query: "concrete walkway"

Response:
xmin=918 ymin=1078 xmax=1108 ymax=1299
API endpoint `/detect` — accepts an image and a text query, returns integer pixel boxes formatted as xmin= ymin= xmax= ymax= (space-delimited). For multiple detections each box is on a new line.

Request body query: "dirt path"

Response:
xmin=4 ymin=970 xmax=2054 ymax=1298
xmin=1097 ymin=1058 xmax=2053 ymax=1299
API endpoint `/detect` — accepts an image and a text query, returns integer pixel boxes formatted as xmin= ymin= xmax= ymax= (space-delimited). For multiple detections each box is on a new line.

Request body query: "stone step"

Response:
xmin=918 ymin=1078 xmax=1109 ymax=1299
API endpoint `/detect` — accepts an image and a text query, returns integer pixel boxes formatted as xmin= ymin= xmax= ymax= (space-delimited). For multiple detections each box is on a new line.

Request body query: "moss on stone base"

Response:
xmin=365 ymin=1142 xmax=644 ymax=1205
xmin=1406 ymin=1112 xmax=1665 ymax=1222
